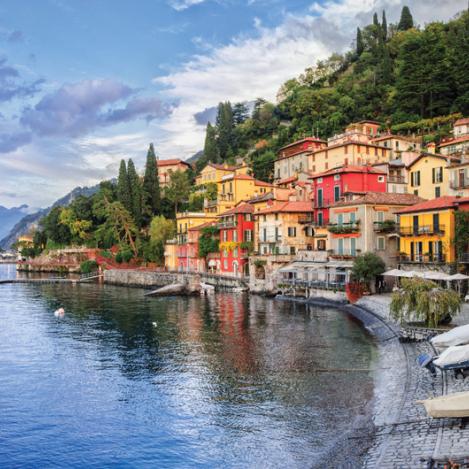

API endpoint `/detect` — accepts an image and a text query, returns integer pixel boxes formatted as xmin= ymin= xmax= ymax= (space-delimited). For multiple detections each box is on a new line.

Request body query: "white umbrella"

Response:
xmin=424 ymin=271 xmax=451 ymax=281
xmin=401 ymin=270 xmax=424 ymax=278
xmin=383 ymin=269 xmax=404 ymax=277
xmin=448 ymin=273 xmax=469 ymax=281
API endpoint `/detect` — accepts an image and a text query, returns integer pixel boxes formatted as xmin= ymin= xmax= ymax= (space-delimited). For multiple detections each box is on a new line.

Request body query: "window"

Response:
xmin=223 ymin=249 xmax=228 ymax=257
xmin=376 ymin=211 xmax=384 ymax=222
xmin=350 ymin=212 xmax=356 ymax=223
xmin=378 ymin=175 xmax=385 ymax=182
xmin=338 ymin=214 xmax=344 ymax=225
xmin=414 ymin=190 xmax=418 ymax=196
xmin=245 ymin=214 xmax=252 ymax=221
xmin=290 ymin=246 xmax=296 ymax=255
xmin=223 ymin=260 xmax=228 ymax=269
xmin=263 ymin=215 xmax=266 ymax=222
xmin=338 ymin=238 xmax=344 ymax=255
xmin=233 ymin=248 xmax=238 ymax=258
xmin=223 ymin=231 xmax=227 ymax=242
xmin=317 ymin=188 xmax=323 ymax=207
xmin=233 ymin=231 xmax=238 ymax=242
xmin=334 ymin=174 xmax=340 ymax=181
xmin=377 ymin=236 xmax=385 ymax=251
xmin=432 ymin=167 xmax=443 ymax=184
xmin=275 ymin=227 xmax=280 ymax=241
xmin=334 ymin=185 xmax=341 ymax=202
xmin=351 ymin=238 xmax=356 ymax=256
xmin=317 ymin=212 xmax=323 ymax=226
xmin=275 ymin=213 xmax=279 ymax=221
xmin=317 ymin=177 xmax=323 ymax=183
xmin=344 ymin=158 xmax=348 ymax=166
xmin=435 ymin=186 xmax=441 ymax=198
xmin=244 ymin=230 xmax=252 ymax=242
xmin=411 ymin=171 xmax=421 ymax=187
xmin=288 ymin=227 xmax=297 ymax=237
xmin=263 ymin=228 xmax=267 ymax=242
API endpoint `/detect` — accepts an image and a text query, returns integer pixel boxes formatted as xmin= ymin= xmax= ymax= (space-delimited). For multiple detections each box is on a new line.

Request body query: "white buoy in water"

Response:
xmin=54 ymin=307 xmax=65 ymax=318
xmin=152 ymin=322 xmax=157 ymax=327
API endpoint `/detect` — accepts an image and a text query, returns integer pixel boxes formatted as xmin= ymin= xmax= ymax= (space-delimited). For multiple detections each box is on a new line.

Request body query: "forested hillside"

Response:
xmin=197 ymin=7 xmax=469 ymax=181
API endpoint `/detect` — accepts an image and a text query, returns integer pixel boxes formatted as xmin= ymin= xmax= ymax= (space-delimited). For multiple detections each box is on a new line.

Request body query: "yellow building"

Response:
xmin=254 ymin=201 xmax=314 ymax=256
xmin=163 ymin=239 xmax=178 ymax=271
xmin=214 ymin=174 xmax=273 ymax=215
xmin=176 ymin=212 xmax=216 ymax=244
xmin=396 ymin=196 xmax=458 ymax=265
xmin=195 ymin=162 xmax=250 ymax=186
xmin=407 ymin=153 xmax=458 ymax=199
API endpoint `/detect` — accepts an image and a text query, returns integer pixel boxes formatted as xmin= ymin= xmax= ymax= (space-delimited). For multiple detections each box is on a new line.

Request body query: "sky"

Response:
xmin=0 ymin=0 xmax=466 ymax=208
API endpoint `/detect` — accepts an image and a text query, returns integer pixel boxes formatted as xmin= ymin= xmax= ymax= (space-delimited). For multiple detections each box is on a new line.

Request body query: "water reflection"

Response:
xmin=0 ymin=276 xmax=377 ymax=468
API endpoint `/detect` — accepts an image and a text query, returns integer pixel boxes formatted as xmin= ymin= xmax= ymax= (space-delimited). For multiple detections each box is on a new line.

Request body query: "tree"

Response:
xmin=127 ymin=158 xmax=142 ymax=227
xmin=390 ymin=278 xmax=461 ymax=328
xmin=40 ymin=206 xmax=72 ymax=246
xmin=59 ymin=207 xmax=92 ymax=242
xmin=454 ymin=211 xmax=469 ymax=260
xmin=142 ymin=143 xmax=161 ymax=224
xmin=252 ymin=150 xmax=275 ymax=182
xmin=356 ymin=27 xmax=364 ymax=56
xmin=198 ymin=225 xmax=219 ymax=258
xmin=382 ymin=10 xmax=387 ymax=41
xmin=203 ymin=122 xmax=219 ymax=163
xmin=166 ymin=170 xmax=191 ymax=215
xmin=233 ymin=102 xmax=249 ymax=125
xmin=216 ymin=102 xmax=234 ymax=159
xmin=350 ymin=252 xmax=385 ymax=290
xmin=398 ymin=6 xmax=414 ymax=31
xmin=103 ymin=200 xmax=138 ymax=256
xmin=117 ymin=160 xmax=132 ymax=214
xmin=149 ymin=216 xmax=176 ymax=246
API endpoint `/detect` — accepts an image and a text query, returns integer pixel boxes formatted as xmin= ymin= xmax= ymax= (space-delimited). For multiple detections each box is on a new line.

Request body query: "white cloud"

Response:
xmin=154 ymin=0 xmax=466 ymax=160
xmin=168 ymin=0 xmax=207 ymax=11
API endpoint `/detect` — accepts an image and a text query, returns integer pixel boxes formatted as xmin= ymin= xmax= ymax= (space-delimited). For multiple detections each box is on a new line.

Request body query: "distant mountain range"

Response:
xmin=0 ymin=204 xmax=35 ymax=241
xmin=0 ymin=184 xmax=101 ymax=250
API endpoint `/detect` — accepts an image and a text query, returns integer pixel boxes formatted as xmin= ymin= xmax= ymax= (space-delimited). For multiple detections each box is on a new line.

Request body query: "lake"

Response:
xmin=0 ymin=264 xmax=377 ymax=468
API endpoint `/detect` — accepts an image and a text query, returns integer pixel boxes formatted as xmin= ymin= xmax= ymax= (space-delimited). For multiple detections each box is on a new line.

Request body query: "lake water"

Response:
xmin=0 ymin=264 xmax=377 ymax=468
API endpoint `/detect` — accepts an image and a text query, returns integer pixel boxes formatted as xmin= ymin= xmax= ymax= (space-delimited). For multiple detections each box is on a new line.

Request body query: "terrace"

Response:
xmin=399 ymin=225 xmax=446 ymax=236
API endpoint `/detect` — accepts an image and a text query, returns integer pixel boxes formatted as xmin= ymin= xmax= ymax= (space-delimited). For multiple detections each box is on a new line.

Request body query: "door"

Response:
xmin=433 ymin=213 xmax=439 ymax=233
xmin=351 ymin=238 xmax=356 ymax=256
xmin=413 ymin=215 xmax=419 ymax=235
xmin=317 ymin=188 xmax=323 ymax=208
xmin=428 ymin=241 xmax=433 ymax=262
xmin=460 ymin=169 xmax=465 ymax=188
xmin=410 ymin=242 xmax=414 ymax=262
xmin=417 ymin=242 xmax=423 ymax=262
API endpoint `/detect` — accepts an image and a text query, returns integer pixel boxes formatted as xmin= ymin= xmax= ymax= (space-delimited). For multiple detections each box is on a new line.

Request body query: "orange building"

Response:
xmin=157 ymin=159 xmax=192 ymax=187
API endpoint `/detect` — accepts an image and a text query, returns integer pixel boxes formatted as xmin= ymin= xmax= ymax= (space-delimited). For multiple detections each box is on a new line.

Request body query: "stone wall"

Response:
xmin=104 ymin=270 xmax=179 ymax=287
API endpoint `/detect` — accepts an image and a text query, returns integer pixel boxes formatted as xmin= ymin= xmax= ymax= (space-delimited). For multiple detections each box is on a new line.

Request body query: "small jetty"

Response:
xmin=0 ymin=272 xmax=103 ymax=285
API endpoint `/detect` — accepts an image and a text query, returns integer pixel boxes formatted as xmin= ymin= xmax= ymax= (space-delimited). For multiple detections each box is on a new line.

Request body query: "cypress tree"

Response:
xmin=398 ymin=6 xmax=414 ymax=31
xmin=142 ymin=143 xmax=161 ymax=224
xmin=127 ymin=158 xmax=142 ymax=227
xmin=203 ymin=123 xmax=219 ymax=163
xmin=233 ymin=102 xmax=249 ymax=125
xmin=382 ymin=10 xmax=388 ymax=41
xmin=356 ymin=27 xmax=364 ymax=56
xmin=216 ymin=102 xmax=234 ymax=160
xmin=117 ymin=159 xmax=132 ymax=215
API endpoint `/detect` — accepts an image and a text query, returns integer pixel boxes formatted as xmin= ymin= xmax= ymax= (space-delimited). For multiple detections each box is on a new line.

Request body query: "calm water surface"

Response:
xmin=0 ymin=265 xmax=377 ymax=468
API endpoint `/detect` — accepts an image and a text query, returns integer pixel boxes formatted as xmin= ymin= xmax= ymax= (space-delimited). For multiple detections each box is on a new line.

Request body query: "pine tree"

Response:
xmin=382 ymin=10 xmax=387 ymax=41
xmin=233 ymin=102 xmax=249 ymax=125
xmin=203 ymin=123 xmax=219 ymax=163
xmin=117 ymin=159 xmax=132 ymax=215
xmin=398 ymin=6 xmax=414 ymax=31
xmin=127 ymin=158 xmax=142 ymax=227
xmin=356 ymin=27 xmax=364 ymax=56
xmin=216 ymin=102 xmax=234 ymax=160
xmin=142 ymin=143 xmax=161 ymax=224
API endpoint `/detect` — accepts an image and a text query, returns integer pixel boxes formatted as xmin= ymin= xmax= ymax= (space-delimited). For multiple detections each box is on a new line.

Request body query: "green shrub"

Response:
xmin=116 ymin=247 xmax=133 ymax=264
xmin=80 ymin=260 xmax=98 ymax=274
xmin=99 ymin=250 xmax=113 ymax=259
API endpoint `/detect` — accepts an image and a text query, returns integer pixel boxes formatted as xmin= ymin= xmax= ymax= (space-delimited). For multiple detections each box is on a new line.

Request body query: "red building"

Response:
xmin=177 ymin=221 xmax=214 ymax=272
xmin=218 ymin=203 xmax=255 ymax=277
xmin=310 ymin=165 xmax=387 ymax=226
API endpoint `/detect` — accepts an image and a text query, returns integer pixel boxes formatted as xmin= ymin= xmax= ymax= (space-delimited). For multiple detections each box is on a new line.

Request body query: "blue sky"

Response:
xmin=0 ymin=0 xmax=466 ymax=208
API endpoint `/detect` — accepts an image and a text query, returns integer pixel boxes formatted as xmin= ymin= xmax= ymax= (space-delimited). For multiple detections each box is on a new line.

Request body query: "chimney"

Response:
xmin=427 ymin=142 xmax=437 ymax=154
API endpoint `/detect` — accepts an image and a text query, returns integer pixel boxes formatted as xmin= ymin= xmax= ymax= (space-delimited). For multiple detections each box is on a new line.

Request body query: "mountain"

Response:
xmin=0 ymin=204 xmax=36 ymax=240
xmin=0 ymin=184 xmax=101 ymax=249
xmin=186 ymin=150 xmax=204 ymax=165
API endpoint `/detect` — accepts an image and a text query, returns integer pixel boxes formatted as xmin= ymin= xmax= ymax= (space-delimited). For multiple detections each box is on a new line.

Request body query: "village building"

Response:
xmin=370 ymin=133 xmax=421 ymax=159
xmin=163 ymin=239 xmax=178 ymax=271
xmin=176 ymin=221 xmax=215 ymax=272
xmin=373 ymin=160 xmax=408 ymax=193
xmin=328 ymin=192 xmax=423 ymax=265
xmin=448 ymin=160 xmax=469 ymax=197
xmin=396 ymin=196 xmax=459 ymax=268
xmin=407 ymin=153 xmax=458 ymax=199
xmin=195 ymin=162 xmax=250 ymax=186
xmin=217 ymin=203 xmax=254 ymax=277
xmin=438 ymin=118 xmax=469 ymax=157
xmin=157 ymin=159 xmax=192 ymax=187
xmin=327 ymin=120 xmax=381 ymax=146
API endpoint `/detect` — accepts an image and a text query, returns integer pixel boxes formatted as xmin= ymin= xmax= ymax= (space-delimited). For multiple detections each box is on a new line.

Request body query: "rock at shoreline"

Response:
xmin=144 ymin=283 xmax=200 ymax=297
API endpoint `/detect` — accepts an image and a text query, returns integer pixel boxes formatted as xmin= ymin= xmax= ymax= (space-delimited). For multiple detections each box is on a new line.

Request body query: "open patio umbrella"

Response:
xmin=448 ymin=273 xmax=469 ymax=281
xmin=401 ymin=270 xmax=424 ymax=278
xmin=383 ymin=269 xmax=404 ymax=277
xmin=423 ymin=271 xmax=451 ymax=281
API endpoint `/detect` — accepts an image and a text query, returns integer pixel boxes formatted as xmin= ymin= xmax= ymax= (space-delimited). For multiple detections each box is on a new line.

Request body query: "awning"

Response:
xmin=448 ymin=273 xmax=469 ymax=281
xmin=383 ymin=269 xmax=405 ymax=277
xmin=326 ymin=261 xmax=354 ymax=268
xmin=278 ymin=262 xmax=324 ymax=272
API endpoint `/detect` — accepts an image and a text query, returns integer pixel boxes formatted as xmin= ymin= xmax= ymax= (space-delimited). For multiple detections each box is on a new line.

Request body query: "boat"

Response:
xmin=434 ymin=344 xmax=469 ymax=368
xmin=431 ymin=324 xmax=469 ymax=350
xmin=418 ymin=391 xmax=469 ymax=418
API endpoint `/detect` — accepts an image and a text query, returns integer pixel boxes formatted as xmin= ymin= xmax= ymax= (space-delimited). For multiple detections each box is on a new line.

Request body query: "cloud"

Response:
xmin=20 ymin=79 xmax=172 ymax=137
xmin=0 ymin=57 xmax=44 ymax=102
xmin=0 ymin=131 xmax=32 ymax=153
xmin=168 ymin=0 xmax=207 ymax=11
xmin=194 ymin=106 xmax=218 ymax=126
xmin=8 ymin=30 xmax=23 ymax=43
xmin=154 ymin=0 xmax=467 ymax=159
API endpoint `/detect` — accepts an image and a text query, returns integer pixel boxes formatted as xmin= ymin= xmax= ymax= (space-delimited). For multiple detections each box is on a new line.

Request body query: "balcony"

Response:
xmin=398 ymin=254 xmax=446 ymax=264
xmin=218 ymin=220 xmax=237 ymax=229
xmin=388 ymin=175 xmax=406 ymax=184
xmin=314 ymin=198 xmax=332 ymax=209
xmin=373 ymin=220 xmax=397 ymax=233
xmin=219 ymin=193 xmax=234 ymax=202
xmin=399 ymin=225 xmax=446 ymax=236
xmin=328 ymin=252 xmax=358 ymax=260
xmin=298 ymin=215 xmax=314 ymax=224
xmin=279 ymin=278 xmax=346 ymax=291
xmin=204 ymin=199 xmax=218 ymax=208
xmin=327 ymin=221 xmax=360 ymax=234
xmin=450 ymin=180 xmax=469 ymax=190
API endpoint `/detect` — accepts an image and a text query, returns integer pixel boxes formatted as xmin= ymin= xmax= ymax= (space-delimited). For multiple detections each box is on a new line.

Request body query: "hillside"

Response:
xmin=0 ymin=205 xmax=34 ymax=241
xmin=0 ymin=184 xmax=101 ymax=249
xmin=196 ymin=7 xmax=469 ymax=181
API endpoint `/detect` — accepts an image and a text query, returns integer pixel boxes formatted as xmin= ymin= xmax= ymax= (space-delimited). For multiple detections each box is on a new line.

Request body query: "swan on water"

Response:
xmin=54 ymin=308 xmax=65 ymax=318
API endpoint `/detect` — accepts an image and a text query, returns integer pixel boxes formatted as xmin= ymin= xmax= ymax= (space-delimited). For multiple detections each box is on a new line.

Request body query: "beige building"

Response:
xmin=328 ymin=192 xmax=423 ymax=266
xmin=373 ymin=160 xmax=408 ymax=194
xmin=371 ymin=134 xmax=421 ymax=159
xmin=448 ymin=160 xmax=469 ymax=197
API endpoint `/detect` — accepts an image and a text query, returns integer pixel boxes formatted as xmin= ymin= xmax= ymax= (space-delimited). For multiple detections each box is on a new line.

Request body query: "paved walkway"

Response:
xmin=358 ymin=295 xmax=469 ymax=468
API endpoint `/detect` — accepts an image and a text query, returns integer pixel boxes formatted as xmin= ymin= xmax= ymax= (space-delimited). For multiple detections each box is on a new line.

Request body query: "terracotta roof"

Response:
xmin=333 ymin=192 xmax=424 ymax=208
xmin=406 ymin=152 xmax=455 ymax=167
xmin=157 ymin=158 xmax=191 ymax=167
xmin=455 ymin=118 xmax=469 ymax=126
xmin=371 ymin=133 xmax=419 ymax=143
xmin=438 ymin=135 xmax=469 ymax=147
xmin=277 ymin=175 xmax=298 ymax=185
xmin=188 ymin=221 xmax=216 ymax=231
xmin=218 ymin=203 xmax=254 ymax=217
xmin=395 ymin=196 xmax=459 ymax=214
xmin=278 ymin=137 xmax=326 ymax=152
xmin=254 ymin=201 xmax=313 ymax=215
xmin=309 ymin=165 xmax=386 ymax=179
xmin=311 ymin=140 xmax=388 ymax=155
xmin=455 ymin=197 xmax=469 ymax=205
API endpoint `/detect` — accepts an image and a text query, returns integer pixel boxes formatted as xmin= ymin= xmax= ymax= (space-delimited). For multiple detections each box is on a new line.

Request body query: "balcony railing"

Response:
xmin=388 ymin=176 xmax=406 ymax=184
xmin=328 ymin=252 xmax=358 ymax=260
xmin=327 ymin=221 xmax=360 ymax=234
xmin=314 ymin=198 xmax=332 ymax=209
xmin=398 ymin=254 xmax=446 ymax=263
xmin=204 ymin=199 xmax=218 ymax=208
xmin=450 ymin=180 xmax=469 ymax=190
xmin=218 ymin=220 xmax=237 ymax=229
xmin=399 ymin=225 xmax=445 ymax=236
xmin=279 ymin=279 xmax=346 ymax=291
xmin=373 ymin=220 xmax=397 ymax=233
xmin=298 ymin=215 xmax=314 ymax=224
